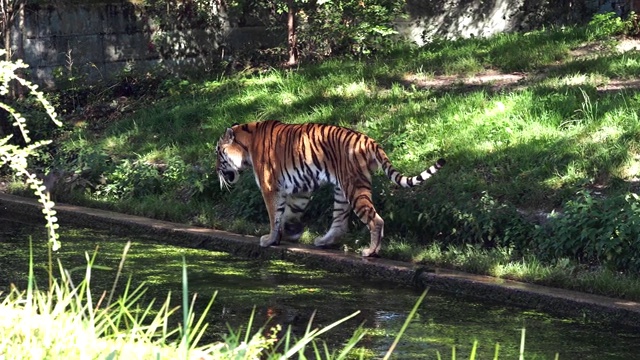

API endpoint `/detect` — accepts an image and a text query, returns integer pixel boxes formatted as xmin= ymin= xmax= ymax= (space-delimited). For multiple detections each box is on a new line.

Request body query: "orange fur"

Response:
xmin=216 ymin=120 xmax=445 ymax=257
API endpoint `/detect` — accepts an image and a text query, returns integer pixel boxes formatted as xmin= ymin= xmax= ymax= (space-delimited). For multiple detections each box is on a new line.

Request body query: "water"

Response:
xmin=2 ymin=215 xmax=639 ymax=359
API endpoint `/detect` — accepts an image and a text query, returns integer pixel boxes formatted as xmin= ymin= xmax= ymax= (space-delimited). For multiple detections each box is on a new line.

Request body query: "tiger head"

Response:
xmin=215 ymin=127 xmax=249 ymax=189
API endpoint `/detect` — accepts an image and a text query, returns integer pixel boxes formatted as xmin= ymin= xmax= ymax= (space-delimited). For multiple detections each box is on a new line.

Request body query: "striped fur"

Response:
xmin=216 ymin=120 xmax=445 ymax=257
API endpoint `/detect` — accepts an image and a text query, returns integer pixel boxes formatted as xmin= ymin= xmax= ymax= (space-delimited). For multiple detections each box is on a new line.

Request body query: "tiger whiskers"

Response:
xmin=218 ymin=171 xmax=232 ymax=191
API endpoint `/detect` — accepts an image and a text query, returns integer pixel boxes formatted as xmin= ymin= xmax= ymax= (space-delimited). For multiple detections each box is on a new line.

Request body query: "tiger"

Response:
xmin=215 ymin=120 xmax=445 ymax=257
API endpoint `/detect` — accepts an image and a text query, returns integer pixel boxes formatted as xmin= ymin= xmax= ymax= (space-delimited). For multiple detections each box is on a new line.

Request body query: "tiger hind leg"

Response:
xmin=361 ymin=212 xmax=384 ymax=257
xmin=351 ymin=187 xmax=384 ymax=257
xmin=282 ymin=193 xmax=310 ymax=241
xmin=314 ymin=186 xmax=350 ymax=248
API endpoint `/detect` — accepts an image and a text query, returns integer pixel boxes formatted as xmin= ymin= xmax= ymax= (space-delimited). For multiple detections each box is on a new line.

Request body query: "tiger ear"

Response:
xmin=221 ymin=127 xmax=235 ymax=144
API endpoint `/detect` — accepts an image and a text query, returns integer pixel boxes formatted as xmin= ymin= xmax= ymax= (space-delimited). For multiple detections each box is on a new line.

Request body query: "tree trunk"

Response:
xmin=286 ymin=0 xmax=298 ymax=66
xmin=0 ymin=1 xmax=12 ymax=138
xmin=14 ymin=0 xmax=24 ymax=98
xmin=3 ymin=4 xmax=10 ymax=62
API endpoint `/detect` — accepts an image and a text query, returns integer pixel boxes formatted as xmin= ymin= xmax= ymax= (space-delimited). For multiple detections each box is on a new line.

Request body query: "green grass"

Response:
xmin=14 ymin=22 xmax=640 ymax=300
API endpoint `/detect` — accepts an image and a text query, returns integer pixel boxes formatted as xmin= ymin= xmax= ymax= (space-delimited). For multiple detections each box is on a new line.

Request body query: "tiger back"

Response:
xmin=216 ymin=120 xmax=445 ymax=257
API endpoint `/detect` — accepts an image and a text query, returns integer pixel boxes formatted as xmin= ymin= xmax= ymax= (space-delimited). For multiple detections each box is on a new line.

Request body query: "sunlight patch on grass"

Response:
xmin=544 ymin=160 xmax=587 ymax=188
xmin=609 ymin=52 xmax=640 ymax=78
xmin=241 ymin=73 xmax=283 ymax=87
xmin=541 ymin=73 xmax=609 ymax=88
xmin=103 ymin=135 xmax=129 ymax=152
xmin=589 ymin=124 xmax=621 ymax=143
xmin=443 ymin=55 xmax=484 ymax=75
xmin=279 ymin=92 xmax=297 ymax=105
xmin=621 ymin=155 xmax=640 ymax=180
xmin=490 ymin=256 xmax=555 ymax=282
xmin=325 ymin=81 xmax=371 ymax=98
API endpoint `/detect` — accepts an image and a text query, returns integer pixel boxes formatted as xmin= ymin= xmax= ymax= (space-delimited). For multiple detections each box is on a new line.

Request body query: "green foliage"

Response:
xmin=0 ymin=51 xmax=61 ymax=250
xmin=222 ymin=172 xmax=269 ymax=222
xmin=142 ymin=0 xmax=404 ymax=61
xmin=298 ymin=0 xmax=405 ymax=57
xmin=142 ymin=0 xmax=224 ymax=28
xmin=537 ymin=191 xmax=640 ymax=272
xmin=586 ymin=11 xmax=639 ymax=40
xmin=411 ymin=191 xmax=534 ymax=251
xmin=97 ymin=158 xmax=161 ymax=199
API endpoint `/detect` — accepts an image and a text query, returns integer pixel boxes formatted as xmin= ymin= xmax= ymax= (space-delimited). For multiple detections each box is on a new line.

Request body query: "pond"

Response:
xmin=1 ymin=215 xmax=639 ymax=359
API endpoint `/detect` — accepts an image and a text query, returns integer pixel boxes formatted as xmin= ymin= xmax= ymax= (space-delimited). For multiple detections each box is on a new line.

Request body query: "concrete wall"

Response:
xmin=398 ymin=0 xmax=619 ymax=45
xmin=18 ymin=3 xmax=155 ymax=87
xmin=15 ymin=1 xmax=281 ymax=88
xmin=12 ymin=0 xmax=619 ymax=88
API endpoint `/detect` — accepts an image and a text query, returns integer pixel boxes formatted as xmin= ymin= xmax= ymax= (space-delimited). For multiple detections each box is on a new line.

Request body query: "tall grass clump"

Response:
xmin=0 ymin=242 xmax=357 ymax=359
xmin=1 ymin=251 xmax=543 ymax=360
xmin=1 ymin=247 xmax=214 ymax=359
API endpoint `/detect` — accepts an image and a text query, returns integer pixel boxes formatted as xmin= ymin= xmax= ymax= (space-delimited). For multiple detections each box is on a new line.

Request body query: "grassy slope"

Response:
xmin=31 ymin=26 xmax=640 ymax=299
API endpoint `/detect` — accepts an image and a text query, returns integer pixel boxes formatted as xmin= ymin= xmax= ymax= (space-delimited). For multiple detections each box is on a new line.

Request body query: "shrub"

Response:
xmin=298 ymin=0 xmax=405 ymax=58
xmin=537 ymin=191 xmax=640 ymax=272
xmin=586 ymin=11 xmax=639 ymax=40
xmin=431 ymin=192 xmax=533 ymax=250
xmin=383 ymin=189 xmax=533 ymax=252
xmin=94 ymin=159 xmax=161 ymax=199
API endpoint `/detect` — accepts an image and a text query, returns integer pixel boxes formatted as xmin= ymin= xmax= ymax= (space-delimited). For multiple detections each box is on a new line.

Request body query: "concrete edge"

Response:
xmin=2 ymin=192 xmax=640 ymax=328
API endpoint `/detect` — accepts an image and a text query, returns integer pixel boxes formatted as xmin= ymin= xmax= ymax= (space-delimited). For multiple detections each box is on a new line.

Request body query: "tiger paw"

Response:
xmin=361 ymin=248 xmax=380 ymax=257
xmin=260 ymin=234 xmax=280 ymax=247
xmin=313 ymin=236 xmax=335 ymax=248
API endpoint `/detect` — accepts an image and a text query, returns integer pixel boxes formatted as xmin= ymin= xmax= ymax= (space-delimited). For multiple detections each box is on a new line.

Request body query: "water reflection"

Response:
xmin=1 ymin=216 xmax=640 ymax=359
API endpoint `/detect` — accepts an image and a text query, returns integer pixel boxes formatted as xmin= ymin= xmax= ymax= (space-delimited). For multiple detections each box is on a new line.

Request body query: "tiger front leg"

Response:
xmin=282 ymin=193 xmax=311 ymax=241
xmin=260 ymin=190 xmax=287 ymax=247
xmin=314 ymin=186 xmax=350 ymax=248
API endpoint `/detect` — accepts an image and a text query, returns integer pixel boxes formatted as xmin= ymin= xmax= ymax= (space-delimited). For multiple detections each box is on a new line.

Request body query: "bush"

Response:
xmin=381 ymin=187 xmax=533 ymax=252
xmin=429 ymin=192 xmax=533 ymax=249
xmin=298 ymin=0 xmax=405 ymax=58
xmin=537 ymin=191 xmax=640 ymax=272
xmin=586 ymin=11 xmax=639 ymax=40
xmin=222 ymin=172 xmax=270 ymax=222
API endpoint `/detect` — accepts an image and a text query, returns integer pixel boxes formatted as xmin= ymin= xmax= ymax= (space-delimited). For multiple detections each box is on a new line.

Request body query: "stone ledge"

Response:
xmin=2 ymin=192 xmax=639 ymax=328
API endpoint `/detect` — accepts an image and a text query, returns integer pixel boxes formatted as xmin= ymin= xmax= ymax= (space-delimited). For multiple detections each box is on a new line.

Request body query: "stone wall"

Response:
xmin=12 ymin=0 xmax=620 ymax=88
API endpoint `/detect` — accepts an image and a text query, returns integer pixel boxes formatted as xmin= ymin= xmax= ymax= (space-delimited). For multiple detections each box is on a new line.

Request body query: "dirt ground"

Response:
xmin=403 ymin=38 xmax=640 ymax=92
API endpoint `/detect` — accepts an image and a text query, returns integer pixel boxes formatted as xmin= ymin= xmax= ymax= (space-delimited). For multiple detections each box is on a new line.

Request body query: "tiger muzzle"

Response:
xmin=220 ymin=170 xmax=237 ymax=184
